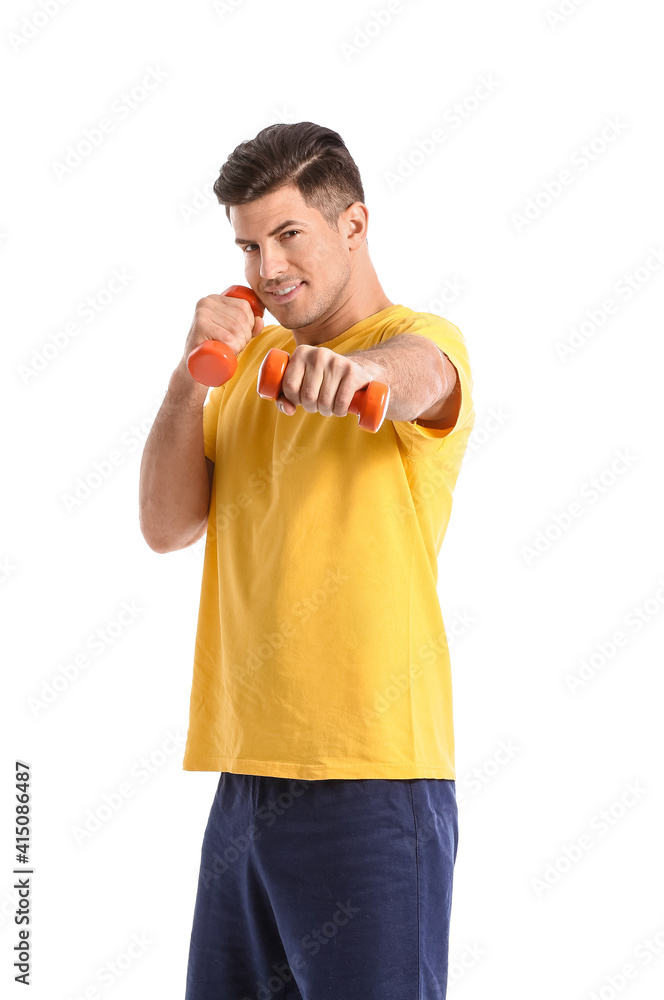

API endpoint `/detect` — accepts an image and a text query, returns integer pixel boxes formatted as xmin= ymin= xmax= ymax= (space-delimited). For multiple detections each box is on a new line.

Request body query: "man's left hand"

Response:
xmin=274 ymin=345 xmax=377 ymax=418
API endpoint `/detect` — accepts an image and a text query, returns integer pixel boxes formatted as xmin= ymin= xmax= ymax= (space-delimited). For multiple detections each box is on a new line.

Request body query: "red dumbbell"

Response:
xmin=256 ymin=349 xmax=391 ymax=433
xmin=186 ymin=285 xmax=264 ymax=387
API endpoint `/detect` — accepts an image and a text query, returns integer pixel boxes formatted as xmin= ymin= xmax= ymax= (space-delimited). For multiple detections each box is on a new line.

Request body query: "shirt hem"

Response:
xmin=182 ymin=755 xmax=455 ymax=780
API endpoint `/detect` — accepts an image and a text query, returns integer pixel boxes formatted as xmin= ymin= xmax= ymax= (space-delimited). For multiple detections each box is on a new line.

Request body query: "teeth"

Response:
xmin=273 ymin=284 xmax=298 ymax=295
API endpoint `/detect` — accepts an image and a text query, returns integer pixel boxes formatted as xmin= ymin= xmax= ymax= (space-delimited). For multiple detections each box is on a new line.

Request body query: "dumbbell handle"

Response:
xmin=257 ymin=348 xmax=390 ymax=434
xmin=186 ymin=285 xmax=264 ymax=387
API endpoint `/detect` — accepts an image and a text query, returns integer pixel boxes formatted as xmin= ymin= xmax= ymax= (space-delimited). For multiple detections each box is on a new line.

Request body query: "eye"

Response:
xmin=241 ymin=231 xmax=300 ymax=253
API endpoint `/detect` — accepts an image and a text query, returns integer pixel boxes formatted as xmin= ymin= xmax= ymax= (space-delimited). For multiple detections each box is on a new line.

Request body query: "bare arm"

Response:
xmin=346 ymin=333 xmax=459 ymax=425
xmin=139 ymin=360 xmax=214 ymax=553
xmin=138 ymin=289 xmax=264 ymax=552
xmin=138 ymin=289 xmax=263 ymax=552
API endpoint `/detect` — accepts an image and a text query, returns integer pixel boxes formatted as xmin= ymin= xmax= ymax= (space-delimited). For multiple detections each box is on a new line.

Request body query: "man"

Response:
xmin=139 ymin=121 xmax=475 ymax=1000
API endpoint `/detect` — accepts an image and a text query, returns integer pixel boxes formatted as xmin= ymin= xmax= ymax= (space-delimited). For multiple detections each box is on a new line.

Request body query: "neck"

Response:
xmin=290 ymin=253 xmax=394 ymax=347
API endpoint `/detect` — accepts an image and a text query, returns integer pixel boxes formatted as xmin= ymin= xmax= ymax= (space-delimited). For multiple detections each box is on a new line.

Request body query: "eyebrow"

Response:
xmin=234 ymin=219 xmax=307 ymax=245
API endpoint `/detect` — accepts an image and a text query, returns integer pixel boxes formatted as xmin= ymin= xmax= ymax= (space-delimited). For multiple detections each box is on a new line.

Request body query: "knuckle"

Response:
xmin=333 ymin=388 xmax=352 ymax=414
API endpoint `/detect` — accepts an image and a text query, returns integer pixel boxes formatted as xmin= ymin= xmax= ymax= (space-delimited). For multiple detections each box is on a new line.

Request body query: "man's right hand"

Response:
xmin=181 ymin=291 xmax=265 ymax=372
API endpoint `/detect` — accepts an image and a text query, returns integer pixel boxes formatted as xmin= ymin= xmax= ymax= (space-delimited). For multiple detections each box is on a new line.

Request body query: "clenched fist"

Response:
xmin=182 ymin=291 xmax=264 ymax=372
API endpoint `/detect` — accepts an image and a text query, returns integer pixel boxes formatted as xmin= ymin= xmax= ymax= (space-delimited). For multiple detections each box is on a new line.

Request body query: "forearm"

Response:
xmin=139 ymin=362 xmax=211 ymax=553
xmin=345 ymin=334 xmax=452 ymax=423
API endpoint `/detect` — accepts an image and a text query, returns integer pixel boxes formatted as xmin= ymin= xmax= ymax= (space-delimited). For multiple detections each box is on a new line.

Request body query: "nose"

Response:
xmin=257 ymin=244 xmax=289 ymax=284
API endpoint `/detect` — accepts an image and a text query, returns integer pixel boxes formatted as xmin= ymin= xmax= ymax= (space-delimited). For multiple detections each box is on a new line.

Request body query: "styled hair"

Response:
xmin=213 ymin=122 xmax=365 ymax=229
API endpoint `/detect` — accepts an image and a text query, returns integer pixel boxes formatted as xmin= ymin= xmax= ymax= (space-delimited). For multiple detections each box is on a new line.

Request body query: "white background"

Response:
xmin=1 ymin=0 xmax=663 ymax=997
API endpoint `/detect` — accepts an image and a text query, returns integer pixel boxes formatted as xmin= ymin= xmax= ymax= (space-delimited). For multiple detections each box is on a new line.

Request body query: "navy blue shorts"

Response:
xmin=185 ymin=773 xmax=458 ymax=1000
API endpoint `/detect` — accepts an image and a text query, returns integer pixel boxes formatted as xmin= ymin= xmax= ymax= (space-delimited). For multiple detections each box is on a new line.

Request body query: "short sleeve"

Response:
xmin=203 ymin=385 xmax=226 ymax=461
xmin=381 ymin=316 xmax=474 ymax=458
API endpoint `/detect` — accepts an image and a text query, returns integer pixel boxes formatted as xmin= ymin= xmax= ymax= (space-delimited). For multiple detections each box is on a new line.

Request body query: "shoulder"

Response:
xmin=377 ymin=308 xmax=467 ymax=354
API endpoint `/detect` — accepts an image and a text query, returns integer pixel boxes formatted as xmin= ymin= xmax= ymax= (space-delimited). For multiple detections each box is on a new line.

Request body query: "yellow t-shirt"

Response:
xmin=182 ymin=303 xmax=474 ymax=780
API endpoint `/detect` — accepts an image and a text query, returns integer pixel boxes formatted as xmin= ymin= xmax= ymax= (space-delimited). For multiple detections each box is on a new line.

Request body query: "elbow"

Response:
xmin=138 ymin=511 xmax=177 ymax=554
xmin=144 ymin=536 xmax=174 ymax=554
xmin=140 ymin=517 xmax=209 ymax=554
xmin=140 ymin=525 xmax=174 ymax=554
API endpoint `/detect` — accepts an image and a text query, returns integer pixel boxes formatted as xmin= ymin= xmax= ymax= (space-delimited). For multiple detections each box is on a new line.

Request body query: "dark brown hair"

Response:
xmin=213 ymin=122 xmax=365 ymax=230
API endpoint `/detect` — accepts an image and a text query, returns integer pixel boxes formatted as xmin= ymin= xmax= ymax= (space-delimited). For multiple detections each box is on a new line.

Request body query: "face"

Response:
xmin=230 ymin=183 xmax=366 ymax=329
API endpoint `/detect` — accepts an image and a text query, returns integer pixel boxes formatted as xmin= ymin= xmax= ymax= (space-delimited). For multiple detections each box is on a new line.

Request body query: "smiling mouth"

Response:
xmin=265 ymin=281 xmax=304 ymax=301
